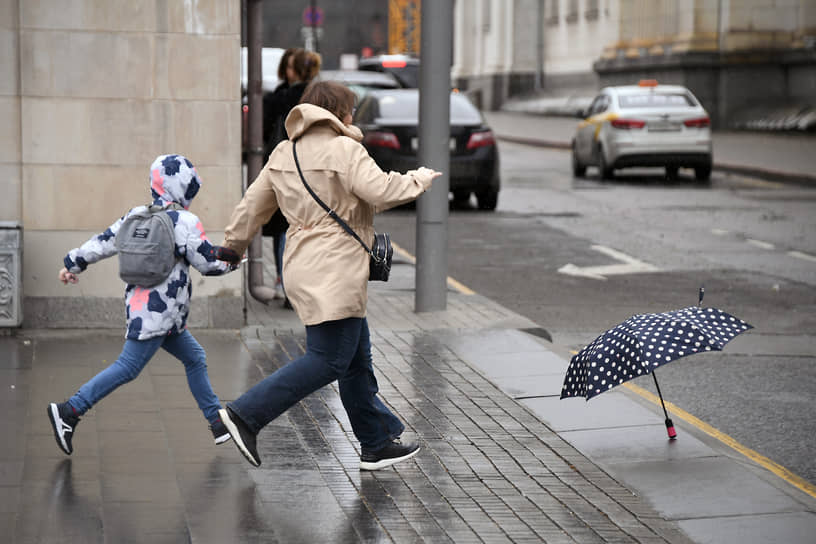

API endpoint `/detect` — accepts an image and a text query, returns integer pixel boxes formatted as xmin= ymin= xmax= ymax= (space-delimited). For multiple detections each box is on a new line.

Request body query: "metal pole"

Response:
xmin=535 ymin=0 xmax=544 ymax=91
xmin=245 ymin=0 xmax=276 ymax=304
xmin=415 ymin=0 xmax=452 ymax=312
xmin=311 ymin=0 xmax=319 ymax=53
xmin=246 ymin=0 xmax=263 ymax=184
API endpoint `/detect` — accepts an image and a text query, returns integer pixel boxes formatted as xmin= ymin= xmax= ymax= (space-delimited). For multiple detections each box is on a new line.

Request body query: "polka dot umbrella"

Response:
xmin=560 ymin=290 xmax=752 ymax=439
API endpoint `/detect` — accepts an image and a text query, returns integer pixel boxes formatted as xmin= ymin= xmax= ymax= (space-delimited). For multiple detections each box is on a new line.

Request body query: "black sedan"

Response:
xmin=316 ymin=70 xmax=402 ymax=102
xmin=353 ymin=89 xmax=500 ymax=210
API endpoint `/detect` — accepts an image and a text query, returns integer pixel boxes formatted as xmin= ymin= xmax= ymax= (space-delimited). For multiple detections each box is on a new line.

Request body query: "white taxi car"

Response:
xmin=572 ymin=80 xmax=713 ymax=181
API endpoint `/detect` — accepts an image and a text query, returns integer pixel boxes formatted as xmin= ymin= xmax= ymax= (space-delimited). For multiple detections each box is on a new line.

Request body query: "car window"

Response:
xmin=586 ymin=97 xmax=601 ymax=116
xmin=384 ymin=65 xmax=419 ymax=88
xmin=318 ymin=71 xmax=400 ymax=89
xmin=619 ymin=93 xmax=696 ymax=108
xmin=588 ymin=95 xmax=609 ymax=116
xmin=354 ymin=97 xmax=377 ymax=123
xmin=364 ymin=91 xmax=482 ymax=125
xmin=358 ymin=58 xmax=419 ymax=88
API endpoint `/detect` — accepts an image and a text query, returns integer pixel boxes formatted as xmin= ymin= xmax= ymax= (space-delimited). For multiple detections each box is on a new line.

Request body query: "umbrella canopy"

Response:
xmin=561 ymin=306 xmax=753 ymax=401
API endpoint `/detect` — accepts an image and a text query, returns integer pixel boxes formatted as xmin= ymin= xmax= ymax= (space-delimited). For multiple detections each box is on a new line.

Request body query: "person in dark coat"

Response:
xmin=261 ymin=48 xmax=321 ymax=305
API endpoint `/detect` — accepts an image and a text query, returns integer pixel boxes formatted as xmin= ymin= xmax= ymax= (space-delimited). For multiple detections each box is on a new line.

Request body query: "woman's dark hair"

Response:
xmin=276 ymin=47 xmax=298 ymax=81
xmin=300 ymin=80 xmax=357 ymax=121
xmin=290 ymin=49 xmax=322 ymax=83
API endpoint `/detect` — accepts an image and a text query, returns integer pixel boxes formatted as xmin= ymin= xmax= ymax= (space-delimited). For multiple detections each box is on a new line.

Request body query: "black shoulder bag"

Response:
xmin=292 ymin=140 xmax=393 ymax=282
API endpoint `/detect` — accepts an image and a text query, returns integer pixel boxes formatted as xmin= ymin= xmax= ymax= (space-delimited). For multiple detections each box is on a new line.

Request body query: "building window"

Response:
xmin=546 ymin=0 xmax=560 ymax=26
xmin=566 ymin=0 xmax=579 ymax=24
xmin=585 ymin=0 xmax=599 ymax=21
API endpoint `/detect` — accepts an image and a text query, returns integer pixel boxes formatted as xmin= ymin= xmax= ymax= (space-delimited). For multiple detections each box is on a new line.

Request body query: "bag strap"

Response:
xmin=146 ymin=202 xmax=184 ymax=213
xmin=292 ymin=139 xmax=373 ymax=257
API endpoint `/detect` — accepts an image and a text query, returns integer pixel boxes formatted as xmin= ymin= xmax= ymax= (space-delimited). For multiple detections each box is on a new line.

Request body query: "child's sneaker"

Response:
xmin=273 ymin=277 xmax=284 ymax=300
xmin=209 ymin=417 xmax=232 ymax=445
xmin=47 ymin=402 xmax=81 ymax=455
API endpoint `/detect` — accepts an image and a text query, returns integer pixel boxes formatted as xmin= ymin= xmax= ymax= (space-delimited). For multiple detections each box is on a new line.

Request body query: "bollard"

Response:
xmin=0 ymin=222 xmax=22 ymax=327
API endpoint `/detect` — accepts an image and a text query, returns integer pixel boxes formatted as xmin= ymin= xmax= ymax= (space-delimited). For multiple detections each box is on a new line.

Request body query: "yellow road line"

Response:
xmin=391 ymin=241 xmax=475 ymax=295
xmin=446 ymin=276 xmax=476 ymax=295
xmin=622 ymin=381 xmax=816 ymax=499
xmin=391 ymin=241 xmax=416 ymax=264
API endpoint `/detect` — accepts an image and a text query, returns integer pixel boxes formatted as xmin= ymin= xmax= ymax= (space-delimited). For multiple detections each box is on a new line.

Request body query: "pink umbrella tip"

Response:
xmin=665 ymin=418 xmax=677 ymax=439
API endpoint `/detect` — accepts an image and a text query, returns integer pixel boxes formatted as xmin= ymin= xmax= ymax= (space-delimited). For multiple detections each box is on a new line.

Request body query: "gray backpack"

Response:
xmin=114 ymin=203 xmax=182 ymax=287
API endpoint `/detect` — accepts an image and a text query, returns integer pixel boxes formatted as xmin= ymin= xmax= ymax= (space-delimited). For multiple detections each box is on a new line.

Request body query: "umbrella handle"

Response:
xmin=665 ymin=418 xmax=677 ymax=440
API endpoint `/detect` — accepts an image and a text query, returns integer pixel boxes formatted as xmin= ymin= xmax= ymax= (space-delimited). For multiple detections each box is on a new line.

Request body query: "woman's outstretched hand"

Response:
xmin=418 ymin=167 xmax=443 ymax=181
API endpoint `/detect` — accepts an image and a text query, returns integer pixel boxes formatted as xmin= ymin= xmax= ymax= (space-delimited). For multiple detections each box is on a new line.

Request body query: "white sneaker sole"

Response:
xmin=359 ymin=446 xmax=420 ymax=471
xmin=218 ymin=408 xmax=260 ymax=467
xmin=47 ymin=403 xmax=71 ymax=455
xmin=213 ymin=433 xmax=231 ymax=445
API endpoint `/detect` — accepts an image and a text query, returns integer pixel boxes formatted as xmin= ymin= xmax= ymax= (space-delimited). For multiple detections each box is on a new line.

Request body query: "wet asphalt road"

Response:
xmin=374 ymin=141 xmax=816 ymax=486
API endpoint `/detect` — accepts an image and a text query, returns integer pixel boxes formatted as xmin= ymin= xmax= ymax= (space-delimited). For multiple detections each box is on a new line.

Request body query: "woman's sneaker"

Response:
xmin=218 ymin=406 xmax=260 ymax=467
xmin=209 ymin=418 xmax=232 ymax=445
xmin=47 ymin=402 xmax=81 ymax=455
xmin=360 ymin=439 xmax=420 ymax=471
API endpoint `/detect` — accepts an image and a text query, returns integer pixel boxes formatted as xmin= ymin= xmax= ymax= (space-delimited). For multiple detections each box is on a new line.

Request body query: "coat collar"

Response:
xmin=284 ymin=103 xmax=362 ymax=142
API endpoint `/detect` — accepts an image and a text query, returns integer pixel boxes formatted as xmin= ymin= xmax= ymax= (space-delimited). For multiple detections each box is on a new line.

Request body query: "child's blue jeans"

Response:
xmin=68 ymin=329 xmax=221 ymax=423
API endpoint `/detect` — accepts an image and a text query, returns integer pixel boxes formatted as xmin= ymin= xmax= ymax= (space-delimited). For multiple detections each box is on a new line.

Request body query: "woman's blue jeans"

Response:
xmin=228 ymin=317 xmax=404 ymax=450
xmin=68 ymin=330 xmax=222 ymax=423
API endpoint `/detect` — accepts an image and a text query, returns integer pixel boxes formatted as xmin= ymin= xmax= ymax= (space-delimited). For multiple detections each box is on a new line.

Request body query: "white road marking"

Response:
xmin=558 ymin=245 xmax=660 ymax=280
xmin=713 ymin=231 xmax=813 ymax=262
xmin=789 ymin=250 xmax=816 ymax=263
xmin=746 ymin=238 xmax=775 ymax=250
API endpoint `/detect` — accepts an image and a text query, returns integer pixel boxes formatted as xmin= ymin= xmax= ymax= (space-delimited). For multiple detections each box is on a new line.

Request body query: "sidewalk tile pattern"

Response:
xmin=4 ymin=244 xmax=696 ymax=542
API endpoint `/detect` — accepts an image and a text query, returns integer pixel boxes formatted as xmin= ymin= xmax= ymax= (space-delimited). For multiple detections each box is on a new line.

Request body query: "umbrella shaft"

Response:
xmin=652 ymin=372 xmax=670 ymax=420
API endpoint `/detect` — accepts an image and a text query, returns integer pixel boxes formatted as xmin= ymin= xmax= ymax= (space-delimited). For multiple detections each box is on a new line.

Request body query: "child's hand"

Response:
xmin=213 ymin=246 xmax=242 ymax=264
xmin=59 ymin=267 xmax=78 ymax=284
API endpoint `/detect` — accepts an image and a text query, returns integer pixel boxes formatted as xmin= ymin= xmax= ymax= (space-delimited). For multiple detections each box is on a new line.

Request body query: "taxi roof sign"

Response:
xmin=382 ymin=59 xmax=408 ymax=68
xmin=639 ymin=79 xmax=659 ymax=87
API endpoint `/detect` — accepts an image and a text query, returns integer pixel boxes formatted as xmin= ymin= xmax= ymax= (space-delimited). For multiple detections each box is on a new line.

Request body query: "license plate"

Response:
xmin=648 ymin=121 xmax=681 ymax=132
xmin=411 ymin=137 xmax=457 ymax=151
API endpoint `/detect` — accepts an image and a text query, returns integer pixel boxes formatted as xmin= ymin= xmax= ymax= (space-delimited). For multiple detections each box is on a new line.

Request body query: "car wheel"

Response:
xmin=695 ymin=164 xmax=712 ymax=182
xmin=598 ymin=146 xmax=614 ymax=180
xmin=666 ymin=166 xmax=679 ymax=180
xmin=452 ymin=190 xmax=471 ymax=207
xmin=477 ymin=189 xmax=498 ymax=211
xmin=572 ymin=143 xmax=586 ymax=178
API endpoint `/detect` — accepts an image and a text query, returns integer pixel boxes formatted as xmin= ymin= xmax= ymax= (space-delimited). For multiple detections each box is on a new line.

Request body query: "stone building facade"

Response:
xmin=1 ymin=0 xmax=244 ymax=330
xmin=453 ymin=0 xmax=816 ymax=127
xmin=594 ymin=0 xmax=816 ymax=128
xmin=453 ymin=0 xmax=620 ymax=110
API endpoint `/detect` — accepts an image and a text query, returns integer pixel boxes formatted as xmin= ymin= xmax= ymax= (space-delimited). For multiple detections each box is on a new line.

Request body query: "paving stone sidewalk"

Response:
xmin=238 ymin=313 xmax=692 ymax=543
xmin=231 ymin=246 xmax=695 ymax=543
xmin=6 ymin=257 xmax=696 ymax=544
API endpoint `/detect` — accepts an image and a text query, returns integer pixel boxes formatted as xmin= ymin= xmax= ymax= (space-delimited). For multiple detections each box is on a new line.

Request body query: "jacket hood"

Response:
xmin=150 ymin=154 xmax=201 ymax=209
xmin=284 ymin=103 xmax=363 ymax=142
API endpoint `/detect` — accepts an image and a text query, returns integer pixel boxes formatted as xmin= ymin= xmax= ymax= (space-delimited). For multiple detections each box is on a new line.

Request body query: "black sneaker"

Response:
xmin=218 ymin=406 xmax=260 ymax=467
xmin=209 ymin=418 xmax=232 ymax=445
xmin=360 ymin=439 xmax=420 ymax=471
xmin=47 ymin=402 xmax=80 ymax=455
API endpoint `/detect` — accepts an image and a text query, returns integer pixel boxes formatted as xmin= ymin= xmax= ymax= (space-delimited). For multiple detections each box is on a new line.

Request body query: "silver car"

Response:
xmin=572 ymin=80 xmax=713 ymax=181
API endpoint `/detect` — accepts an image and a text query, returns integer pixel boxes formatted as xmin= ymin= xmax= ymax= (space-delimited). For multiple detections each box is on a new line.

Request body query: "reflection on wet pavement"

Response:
xmin=4 ymin=329 xmax=690 ymax=543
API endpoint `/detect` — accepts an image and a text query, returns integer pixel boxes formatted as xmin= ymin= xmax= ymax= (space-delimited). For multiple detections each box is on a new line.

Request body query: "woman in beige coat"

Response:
xmin=217 ymin=81 xmax=441 ymax=470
